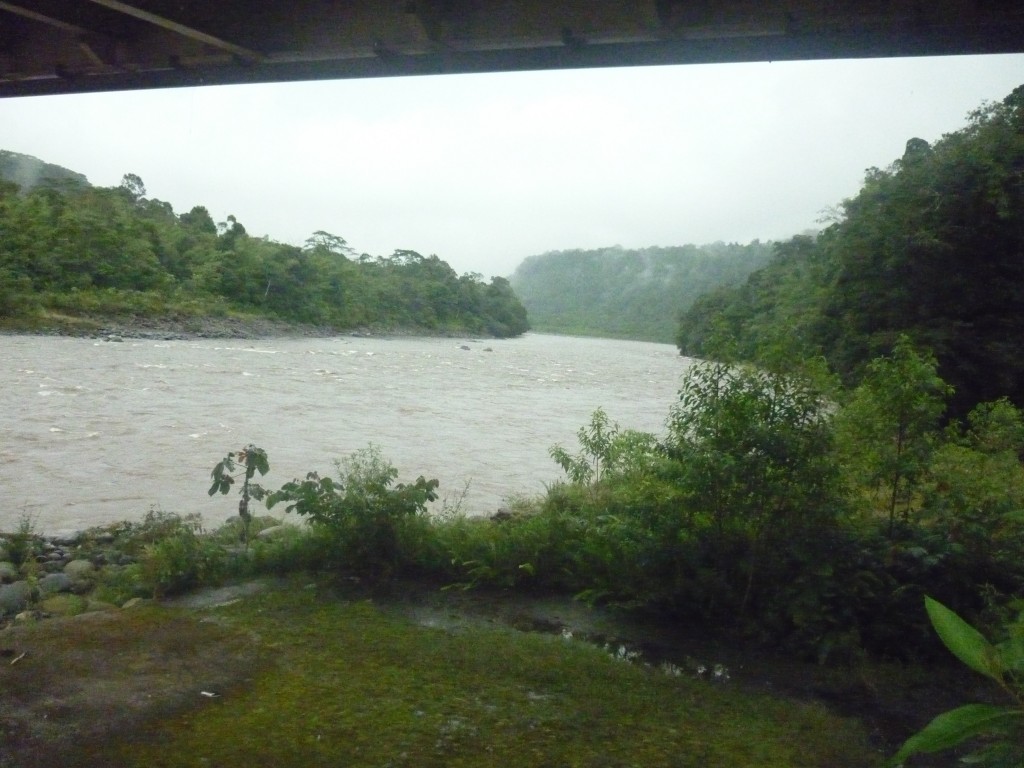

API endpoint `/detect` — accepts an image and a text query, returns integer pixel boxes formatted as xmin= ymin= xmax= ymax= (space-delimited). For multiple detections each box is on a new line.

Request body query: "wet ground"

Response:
xmin=0 ymin=578 xmax=992 ymax=767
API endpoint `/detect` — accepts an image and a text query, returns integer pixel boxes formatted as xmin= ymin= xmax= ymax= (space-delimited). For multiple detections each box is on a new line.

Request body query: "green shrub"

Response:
xmin=93 ymin=563 xmax=148 ymax=605
xmin=4 ymin=513 xmax=39 ymax=568
xmin=440 ymin=503 xmax=586 ymax=593
xmin=268 ymin=445 xmax=438 ymax=578
xmin=667 ymin=360 xmax=844 ymax=616
xmin=246 ymin=525 xmax=338 ymax=576
xmin=139 ymin=528 xmax=227 ymax=597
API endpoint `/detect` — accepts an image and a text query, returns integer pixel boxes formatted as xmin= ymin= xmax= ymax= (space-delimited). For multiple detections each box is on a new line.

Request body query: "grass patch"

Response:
xmin=0 ymin=604 xmax=259 ymax=765
xmin=90 ymin=579 xmax=880 ymax=767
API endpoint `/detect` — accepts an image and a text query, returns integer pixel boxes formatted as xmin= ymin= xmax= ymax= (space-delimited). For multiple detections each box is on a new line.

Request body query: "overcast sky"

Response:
xmin=2 ymin=54 xmax=1023 ymax=277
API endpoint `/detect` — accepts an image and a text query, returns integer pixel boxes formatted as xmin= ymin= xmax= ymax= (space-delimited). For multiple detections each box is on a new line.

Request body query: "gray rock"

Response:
xmin=0 ymin=581 xmax=34 ymax=615
xmin=49 ymin=532 xmax=83 ymax=547
xmin=38 ymin=572 xmax=72 ymax=595
xmin=64 ymin=559 xmax=96 ymax=594
xmin=64 ymin=559 xmax=95 ymax=580
xmin=0 ymin=561 xmax=18 ymax=583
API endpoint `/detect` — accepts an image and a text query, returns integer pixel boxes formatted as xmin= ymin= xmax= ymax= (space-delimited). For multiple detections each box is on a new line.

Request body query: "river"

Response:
xmin=0 ymin=333 xmax=693 ymax=534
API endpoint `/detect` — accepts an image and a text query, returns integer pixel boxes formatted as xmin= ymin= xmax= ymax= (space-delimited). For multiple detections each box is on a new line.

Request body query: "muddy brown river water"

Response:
xmin=1 ymin=333 xmax=692 ymax=534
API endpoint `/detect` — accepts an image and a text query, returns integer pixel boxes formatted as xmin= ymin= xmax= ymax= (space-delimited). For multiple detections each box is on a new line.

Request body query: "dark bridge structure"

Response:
xmin=2 ymin=1 xmax=1023 ymax=98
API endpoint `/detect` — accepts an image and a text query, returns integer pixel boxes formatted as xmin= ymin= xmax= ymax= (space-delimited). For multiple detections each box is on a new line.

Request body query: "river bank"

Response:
xmin=1 ymin=312 xmax=503 ymax=342
xmin=0 ymin=519 xmax=988 ymax=768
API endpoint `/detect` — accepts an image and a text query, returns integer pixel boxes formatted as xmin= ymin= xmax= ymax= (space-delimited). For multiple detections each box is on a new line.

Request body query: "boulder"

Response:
xmin=38 ymin=572 xmax=72 ymax=596
xmin=49 ymin=532 xmax=83 ymax=548
xmin=64 ymin=559 xmax=97 ymax=594
xmin=0 ymin=581 xmax=34 ymax=615
xmin=0 ymin=561 xmax=18 ymax=583
xmin=64 ymin=559 xmax=96 ymax=580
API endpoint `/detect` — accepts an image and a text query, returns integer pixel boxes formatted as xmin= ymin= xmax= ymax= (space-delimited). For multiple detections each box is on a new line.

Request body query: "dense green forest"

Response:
xmin=509 ymin=242 xmax=773 ymax=343
xmin=0 ymin=154 xmax=529 ymax=337
xmin=677 ymin=85 xmax=1024 ymax=418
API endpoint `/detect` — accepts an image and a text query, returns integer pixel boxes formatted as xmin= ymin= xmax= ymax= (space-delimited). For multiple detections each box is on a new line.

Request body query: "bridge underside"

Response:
xmin=2 ymin=1 xmax=1023 ymax=98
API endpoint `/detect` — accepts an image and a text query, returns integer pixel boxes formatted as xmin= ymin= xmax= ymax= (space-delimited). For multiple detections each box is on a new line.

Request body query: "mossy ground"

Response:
xmin=0 ymin=603 xmax=259 ymax=768
xmin=49 ymin=577 xmax=883 ymax=768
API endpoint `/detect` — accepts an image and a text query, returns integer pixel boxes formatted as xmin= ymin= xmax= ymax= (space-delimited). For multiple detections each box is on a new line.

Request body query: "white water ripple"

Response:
xmin=0 ymin=333 xmax=692 ymax=534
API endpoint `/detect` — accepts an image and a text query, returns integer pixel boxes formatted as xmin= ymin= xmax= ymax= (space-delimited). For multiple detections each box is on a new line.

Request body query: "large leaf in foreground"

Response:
xmin=891 ymin=704 xmax=1022 ymax=765
xmin=926 ymin=596 xmax=1001 ymax=680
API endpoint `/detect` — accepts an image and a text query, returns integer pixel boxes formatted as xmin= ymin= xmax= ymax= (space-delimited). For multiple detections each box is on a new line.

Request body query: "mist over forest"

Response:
xmin=510 ymin=241 xmax=774 ymax=343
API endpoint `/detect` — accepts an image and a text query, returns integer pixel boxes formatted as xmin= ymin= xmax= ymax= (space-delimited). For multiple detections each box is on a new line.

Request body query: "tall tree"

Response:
xmin=834 ymin=336 xmax=952 ymax=535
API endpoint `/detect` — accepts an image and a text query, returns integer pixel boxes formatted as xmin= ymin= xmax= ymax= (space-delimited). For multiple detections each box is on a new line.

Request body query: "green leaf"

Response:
xmin=891 ymin=704 xmax=1021 ymax=764
xmin=925 ymin=597 xmax=1002 ymax=680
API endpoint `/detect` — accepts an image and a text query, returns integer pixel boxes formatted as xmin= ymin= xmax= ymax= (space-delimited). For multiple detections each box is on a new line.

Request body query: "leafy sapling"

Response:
xmin=209 ymin=445 xmax=270 ymax=548
xmin=549 ymin=407 xmax=659 ymax=486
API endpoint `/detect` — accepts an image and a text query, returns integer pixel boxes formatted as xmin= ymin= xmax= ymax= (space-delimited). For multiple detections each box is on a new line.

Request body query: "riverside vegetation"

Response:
xmin=4 ymin=339 xmax=1024 ymax=765
xmin=0 ymin=153 xmax=529 ymax=339
xmin=676 ymin=85 xmax=1024 ymax=421
xmin=5 ymin=87 xmax=1024 ymax=766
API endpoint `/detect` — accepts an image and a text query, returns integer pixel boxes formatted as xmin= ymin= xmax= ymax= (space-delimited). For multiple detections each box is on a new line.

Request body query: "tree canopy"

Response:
xmin=677 ymin=84 xmax=1024 ymax=417
xmin=0 ymin=163 xmax=529 ymax=338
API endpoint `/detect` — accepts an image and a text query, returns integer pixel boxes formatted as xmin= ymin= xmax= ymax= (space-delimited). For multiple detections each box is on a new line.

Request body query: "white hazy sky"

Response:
xmin=2 ymin=54 xmax=1023 ymax=277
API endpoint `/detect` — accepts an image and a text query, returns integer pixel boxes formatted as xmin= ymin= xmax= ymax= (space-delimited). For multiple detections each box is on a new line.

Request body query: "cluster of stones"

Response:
xmin=0 ymin=516 xmax=289 ymax=628
xmin=0 ymin=531 xmax=139 ymax=626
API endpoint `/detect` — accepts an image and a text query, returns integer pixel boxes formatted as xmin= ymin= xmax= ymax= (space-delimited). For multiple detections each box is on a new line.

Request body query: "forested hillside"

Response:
xmin=677 ymin=85 xmax=1024 ymax=417
xmin=0 ymin=166 xmax=528 ymax=337
xmin=510 ymin=242 xmax=773 ymax=343
xmin=0 ymin=151 xmax=87 ymax=192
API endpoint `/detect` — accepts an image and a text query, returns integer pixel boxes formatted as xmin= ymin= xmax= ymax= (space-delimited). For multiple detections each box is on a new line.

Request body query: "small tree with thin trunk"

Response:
xmin=208 ymin=444 xmax=270 ymax=548
xmin=834 ymin=336 xmax=952 ymax=536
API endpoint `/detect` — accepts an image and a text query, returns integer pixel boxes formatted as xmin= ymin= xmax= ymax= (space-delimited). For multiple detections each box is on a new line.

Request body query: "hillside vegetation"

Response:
xmin=677 ymin=85 xmax=1024 ymax=418
xmin=0 ymin=150 xmax=88 ymax=192
xmin=510 ymin=242 xmax=773 ymax=343
xmin=0 ymin=160 xmax=528 ymax=338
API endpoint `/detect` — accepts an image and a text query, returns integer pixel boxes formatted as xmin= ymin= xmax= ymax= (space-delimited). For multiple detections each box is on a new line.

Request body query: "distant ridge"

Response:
xmin=0 ymin=150 xmax=89 ymax=191
xmin=510 ymin=242 xmax=773 ymax=343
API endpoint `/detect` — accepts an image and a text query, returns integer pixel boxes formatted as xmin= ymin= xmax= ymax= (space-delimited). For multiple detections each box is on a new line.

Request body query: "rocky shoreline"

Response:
xmin=0 ymin=527 xmax=138 ymax=626
xmin=3 ymin=313 xmax=505 ymax=342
